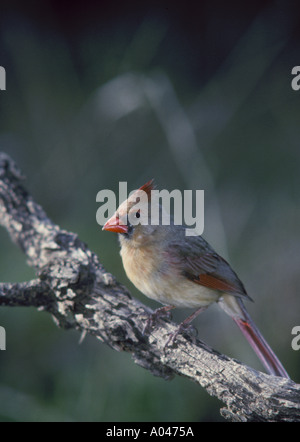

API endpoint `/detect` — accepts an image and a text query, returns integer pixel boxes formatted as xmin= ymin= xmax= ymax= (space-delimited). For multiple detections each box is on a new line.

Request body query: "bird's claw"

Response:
xmin=142 ymin=306 xmax=174 ymax=335
xmin=164 ymin=323 xmax=198 ymax=349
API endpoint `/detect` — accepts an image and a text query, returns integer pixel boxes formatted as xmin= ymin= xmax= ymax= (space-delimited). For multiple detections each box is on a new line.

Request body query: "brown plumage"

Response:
xmin=103 ymin=180 xmax=289 ymax=378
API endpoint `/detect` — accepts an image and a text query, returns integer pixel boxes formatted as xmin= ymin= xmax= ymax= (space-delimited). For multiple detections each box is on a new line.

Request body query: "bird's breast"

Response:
xmin=120 ymin=242 xmax=162 ymax=296
xmin=120 ymin=241 xmax=219 ymax=308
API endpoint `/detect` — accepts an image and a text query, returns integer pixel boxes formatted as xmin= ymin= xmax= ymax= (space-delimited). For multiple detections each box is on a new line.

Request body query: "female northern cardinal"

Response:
xmin=103 ymin=180 xmax=289 ymax=378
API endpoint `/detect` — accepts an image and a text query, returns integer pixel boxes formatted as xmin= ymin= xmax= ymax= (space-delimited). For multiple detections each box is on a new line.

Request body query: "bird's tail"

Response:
xmin=219 ymin=294 xmax=290 ymax=379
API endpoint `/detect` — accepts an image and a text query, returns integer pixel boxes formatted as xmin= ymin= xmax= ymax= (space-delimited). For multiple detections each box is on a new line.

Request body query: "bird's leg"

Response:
xmin=143 ymin=305 xmax=175 ymax=335
xmin=165 ymin=306 xmax=208 ymax=348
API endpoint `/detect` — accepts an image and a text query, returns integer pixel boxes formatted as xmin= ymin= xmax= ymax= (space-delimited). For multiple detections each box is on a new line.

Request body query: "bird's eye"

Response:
xmin=135 ymin=211 xmax=140 ymax=219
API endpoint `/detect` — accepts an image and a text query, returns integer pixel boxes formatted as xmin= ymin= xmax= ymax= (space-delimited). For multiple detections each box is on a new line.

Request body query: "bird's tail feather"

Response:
xmin=220 ymin=295 xmax=290 ymax=379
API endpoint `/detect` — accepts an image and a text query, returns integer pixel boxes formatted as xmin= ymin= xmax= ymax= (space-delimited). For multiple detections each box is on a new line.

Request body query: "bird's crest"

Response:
xmin=139 ymin=179 xmax=155 ymax=201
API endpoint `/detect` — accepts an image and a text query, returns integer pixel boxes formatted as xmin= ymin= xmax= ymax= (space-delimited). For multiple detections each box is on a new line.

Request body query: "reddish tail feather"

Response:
xmin=233 ymin=305 xmax=289 ymax=379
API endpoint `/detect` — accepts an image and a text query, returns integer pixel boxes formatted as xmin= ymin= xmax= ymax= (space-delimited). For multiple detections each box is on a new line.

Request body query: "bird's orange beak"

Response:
xmin=102 ymin=214 xmax=128 ymax=234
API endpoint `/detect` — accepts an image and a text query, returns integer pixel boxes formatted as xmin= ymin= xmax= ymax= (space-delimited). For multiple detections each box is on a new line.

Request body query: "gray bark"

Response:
xmin=0 ymin=152 xmax=299 ymax=422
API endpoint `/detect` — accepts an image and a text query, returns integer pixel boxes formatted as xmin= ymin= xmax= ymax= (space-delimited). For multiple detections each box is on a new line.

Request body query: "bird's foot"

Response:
xmin=143 ymin=305 xmax=175 ymax=335
xmin=163 ymin=306 xmax=207 ymax=348
xmin=164 ymin=322 xmax=198 ymax=348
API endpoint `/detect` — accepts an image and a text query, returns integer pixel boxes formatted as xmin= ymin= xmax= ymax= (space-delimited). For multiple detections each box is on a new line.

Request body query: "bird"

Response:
xmin=102 ymin=180 xmax=289 ymax=378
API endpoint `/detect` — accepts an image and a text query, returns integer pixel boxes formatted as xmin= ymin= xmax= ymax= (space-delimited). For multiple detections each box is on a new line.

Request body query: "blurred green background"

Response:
xmin=0 ymin=0 xmax=299 ymax=421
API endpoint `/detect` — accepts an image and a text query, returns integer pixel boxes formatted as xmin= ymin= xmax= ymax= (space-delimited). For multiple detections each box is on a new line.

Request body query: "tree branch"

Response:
xmin=0 ymin=152 xmax=299 ymax=421
xmin=0 ymin=280 xmax=50 ymax=307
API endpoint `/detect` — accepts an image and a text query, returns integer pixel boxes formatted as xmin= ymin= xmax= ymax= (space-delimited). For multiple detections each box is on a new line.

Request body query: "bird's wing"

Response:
xmin=168 ymin=237 xmax=251 ymax=299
